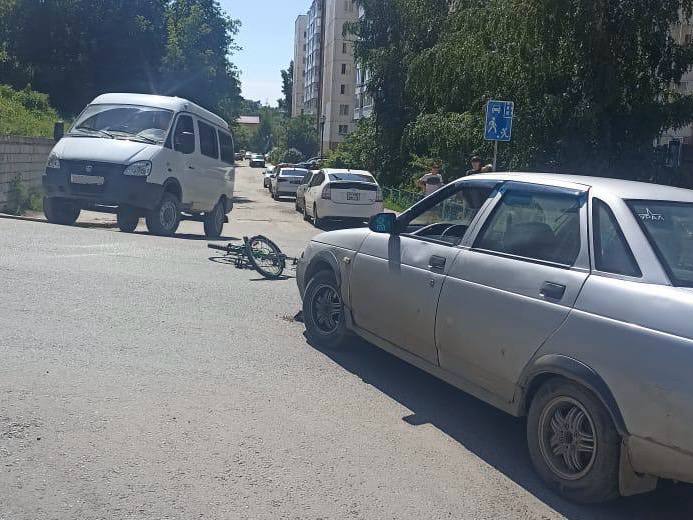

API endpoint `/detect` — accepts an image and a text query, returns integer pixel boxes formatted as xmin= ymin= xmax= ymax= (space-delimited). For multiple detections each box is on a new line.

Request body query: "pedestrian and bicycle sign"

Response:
xmin=484 ymin=100 xmax=514 ymax=142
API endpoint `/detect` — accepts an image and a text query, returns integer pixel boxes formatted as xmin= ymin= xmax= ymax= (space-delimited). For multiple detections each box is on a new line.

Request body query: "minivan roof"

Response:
xmin=90 ymin=93 xmax=229 ymax=130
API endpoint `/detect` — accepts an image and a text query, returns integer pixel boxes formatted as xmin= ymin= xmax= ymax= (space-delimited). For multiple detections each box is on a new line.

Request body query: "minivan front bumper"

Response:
xmin=43 ymin=163 xmax=163 ymax=210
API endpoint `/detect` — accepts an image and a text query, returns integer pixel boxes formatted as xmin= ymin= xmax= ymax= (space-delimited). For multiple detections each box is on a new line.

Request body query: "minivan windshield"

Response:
xmin=628 ymin=200 xmax=693 ymax=287
xmin=69 ymin=104 xmax=174 ymax=144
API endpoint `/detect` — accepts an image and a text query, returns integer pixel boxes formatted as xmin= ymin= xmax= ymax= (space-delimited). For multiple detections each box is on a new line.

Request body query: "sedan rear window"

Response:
xmin=628 ymin=200 xmax=693 ymax=287
xmin=280 ymin=169 xmax=309 ymax=177
xmin=328 ymin=173 xmax=375 ymax=183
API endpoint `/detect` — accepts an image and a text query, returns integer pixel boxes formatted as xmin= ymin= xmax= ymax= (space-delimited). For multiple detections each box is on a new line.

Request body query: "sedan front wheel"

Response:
xmin=303 ymin=270 xmax=350 ymax=350
xmin=527 ymin=378 xmax=620 ymax=503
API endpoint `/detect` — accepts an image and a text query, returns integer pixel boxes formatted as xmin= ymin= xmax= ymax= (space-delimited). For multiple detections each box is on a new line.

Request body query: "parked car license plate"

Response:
xmin=347 ymin=192 xmax=360 ymax=201
xmin=70 ymin=174 xmax=105 ymax=185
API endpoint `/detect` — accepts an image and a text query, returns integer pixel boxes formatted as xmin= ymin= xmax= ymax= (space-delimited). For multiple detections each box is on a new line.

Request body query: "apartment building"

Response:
xmin=294 ymin=0 xmax=359 ymax=152
xmin=292 ymin=15 xmax=308 ymax=117
xmin=353 ymin=5 xmax=373 ymax=122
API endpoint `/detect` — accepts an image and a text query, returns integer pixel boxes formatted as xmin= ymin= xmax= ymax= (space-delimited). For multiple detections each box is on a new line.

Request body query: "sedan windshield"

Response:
xmin=328 ymin=173 xmax=375 ymax=183
xmin=70 ymin=104 xmax=173 ymax=144
xmin=628 ymin=200 xmax=693 ymax=287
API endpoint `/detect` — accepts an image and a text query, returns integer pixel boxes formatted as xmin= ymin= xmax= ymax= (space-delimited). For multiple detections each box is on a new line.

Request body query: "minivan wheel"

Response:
xmin=43 ymin=197 xmax=80 ymax=225
xmin=117 ymin=207 xmax=140 ymax=233
xmin=527 ymin=378 xmax=620 ymax=503
xmin=203 ymin=200 xmax=225 ymax=238
xmin=146 ymin=192 xmax=180 ymax=236
xmin=303 ymin=270 xmax=350 ymax=350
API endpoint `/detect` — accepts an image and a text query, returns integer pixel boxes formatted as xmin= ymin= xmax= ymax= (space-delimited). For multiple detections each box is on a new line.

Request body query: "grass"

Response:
xmin=0 ymin=85 xmax=58 ymax=138
xmin=5 ymin=175 xmax=43 ymax=215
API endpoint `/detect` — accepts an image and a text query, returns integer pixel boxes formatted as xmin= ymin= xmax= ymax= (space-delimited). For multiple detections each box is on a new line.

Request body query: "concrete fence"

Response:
xmin=0 ymin=135 xmax=54 ymax=212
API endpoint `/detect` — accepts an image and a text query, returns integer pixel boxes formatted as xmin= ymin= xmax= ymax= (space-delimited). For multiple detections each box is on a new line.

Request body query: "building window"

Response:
xmin=342 ymin=42 xmax=348 ymax=54
xmin=339 ymin=125 xmax=349 ymax=135
xmin=341 ymin=63 xmax=347 ymax=75
xmin=340 ymin=84 xmax=346 ymax=95
xmin=339 ymin=104 xmax=350 ymax=116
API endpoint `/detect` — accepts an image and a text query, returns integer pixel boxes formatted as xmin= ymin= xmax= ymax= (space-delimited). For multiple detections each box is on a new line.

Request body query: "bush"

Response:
xmin=283 ymin=148 xmax=304 ymax=164
xmin=0 ymin=84 xmax=58 ymax=137
xmin=6 ymin=175 xmax=42 ymax=215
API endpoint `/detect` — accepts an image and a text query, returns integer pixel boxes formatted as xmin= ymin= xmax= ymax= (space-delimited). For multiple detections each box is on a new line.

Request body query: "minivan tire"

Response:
xmin=203 ymin=200 xmax=225 ymax=238
xmin=117 ymin=207 xmax=139 ymax=233
xmin=303 ymin=270 xmax=350 ymax=350
xmin=44 ymin=197 xmax=80 ymax=226
xmin=527 ymin=377 xmax=620 ymax=504
xmin=146 ymin=192 xmax=180 ymax=236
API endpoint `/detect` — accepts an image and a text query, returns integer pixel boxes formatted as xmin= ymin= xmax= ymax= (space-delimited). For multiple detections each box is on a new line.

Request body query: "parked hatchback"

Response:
xmin=303 ymin=168 xmax=383 ymax=227
xmin=297 ymin=172 xmax=693 ymax=503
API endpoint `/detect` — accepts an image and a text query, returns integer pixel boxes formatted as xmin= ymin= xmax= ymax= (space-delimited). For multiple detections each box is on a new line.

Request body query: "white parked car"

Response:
xmin=42 ymin=93 xmax=235 ymax=237
xmin=271 ymin=167 xmax=309 ymax=200
xmin=303 ymin=169 xmax=383 ymax=227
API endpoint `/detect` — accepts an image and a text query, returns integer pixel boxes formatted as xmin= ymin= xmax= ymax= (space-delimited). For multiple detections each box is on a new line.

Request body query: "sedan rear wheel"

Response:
xmin=527 ymin=378 xmax=620 ymax=503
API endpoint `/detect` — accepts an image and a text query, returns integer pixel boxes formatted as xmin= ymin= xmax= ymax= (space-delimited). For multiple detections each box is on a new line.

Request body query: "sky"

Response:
xmin=221 ymin=0 xmax=304 ymax=106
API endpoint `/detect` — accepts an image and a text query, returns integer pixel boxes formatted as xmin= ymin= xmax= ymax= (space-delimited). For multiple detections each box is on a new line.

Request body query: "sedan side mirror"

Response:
xmin=369 ymin=212 xmax=398 ymax=234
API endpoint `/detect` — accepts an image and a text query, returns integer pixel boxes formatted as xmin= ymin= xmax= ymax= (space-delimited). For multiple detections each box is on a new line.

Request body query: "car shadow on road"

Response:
xmin=306 ymin=335 xmax=693 ymax=520
xmin=233 ymin=196 xmax=255 ymax=204
xmin=0 ymin=212 xmax=118 ymax=229
xmin=132 ymin=231 xmax=239 ymax=241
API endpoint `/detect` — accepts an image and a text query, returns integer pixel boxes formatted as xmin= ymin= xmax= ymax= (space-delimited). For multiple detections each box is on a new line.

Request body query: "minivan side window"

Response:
xmin=593 ymin=198 xmax=641 ymax=277
xmin=198 ymin=120 xmax=219 ymax=159
xmin=174 ymin=115 xmax=195 ymax=155
xmin=474 ymin=187 xmax=582 ymax=266
xmin=218 ymin=130 xmax=234 ymax=164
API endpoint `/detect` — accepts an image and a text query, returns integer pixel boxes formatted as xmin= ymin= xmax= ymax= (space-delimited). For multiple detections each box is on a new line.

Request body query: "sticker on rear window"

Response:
xmin=638 ymin=208 xmax=664 ymax=222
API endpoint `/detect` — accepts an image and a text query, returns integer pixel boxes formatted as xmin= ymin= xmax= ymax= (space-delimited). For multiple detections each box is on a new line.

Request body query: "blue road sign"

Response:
xmin=484 ymin=100 xmax=514 ymax=142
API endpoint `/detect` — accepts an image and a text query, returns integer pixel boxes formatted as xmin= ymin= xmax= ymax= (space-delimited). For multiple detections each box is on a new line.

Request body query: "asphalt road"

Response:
xmin=1 ymin=164 xmax=692 ymax=519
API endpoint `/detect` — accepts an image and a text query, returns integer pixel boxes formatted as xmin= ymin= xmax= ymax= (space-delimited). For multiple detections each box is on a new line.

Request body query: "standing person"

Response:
xmin=466 ymin=155 xmax=483 ymax=176
xmin=417 ymin=163 xmax=444 ymax=196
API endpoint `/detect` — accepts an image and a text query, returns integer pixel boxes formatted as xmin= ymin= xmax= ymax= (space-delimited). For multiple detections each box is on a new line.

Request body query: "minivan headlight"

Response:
xmin=46 ymin=153 xmax=60 ymax=169
xmin=123 ymin=161 xmax=152 ymax=177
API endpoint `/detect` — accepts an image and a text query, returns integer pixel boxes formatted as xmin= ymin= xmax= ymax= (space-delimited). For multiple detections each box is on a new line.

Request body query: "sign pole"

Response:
xmin=493 ymin=140 xmax=498 ymax=172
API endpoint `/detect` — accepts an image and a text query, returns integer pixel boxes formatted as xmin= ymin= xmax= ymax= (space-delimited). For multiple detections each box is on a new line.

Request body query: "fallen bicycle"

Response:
xmin=207 ymin=235 xmax=297 ymax=280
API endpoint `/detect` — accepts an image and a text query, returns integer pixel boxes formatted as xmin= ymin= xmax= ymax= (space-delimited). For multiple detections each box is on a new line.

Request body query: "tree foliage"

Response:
xmin=349 ymin=0 xmax=693 ymax=185
xmin=278 ymin=61 xmax=294 ymax=115
xmin=0 ymin=0 xmax=242 ymax=120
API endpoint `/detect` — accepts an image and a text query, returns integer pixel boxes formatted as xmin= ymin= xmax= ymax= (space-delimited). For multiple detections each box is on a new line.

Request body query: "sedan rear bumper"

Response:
xmin=316 ymin=200 xmax=384 ymax=220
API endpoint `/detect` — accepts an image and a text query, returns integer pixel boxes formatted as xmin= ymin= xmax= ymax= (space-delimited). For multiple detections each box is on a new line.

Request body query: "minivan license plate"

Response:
xmin=71 ymin=174 xmax=104 ymax=185
xmin=346 ymin=192 xmax=360 ymax=201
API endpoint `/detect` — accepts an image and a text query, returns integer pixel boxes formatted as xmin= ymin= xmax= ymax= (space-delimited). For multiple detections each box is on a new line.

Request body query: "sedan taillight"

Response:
xmin=321 ymin=184 xmax=331 ymax=200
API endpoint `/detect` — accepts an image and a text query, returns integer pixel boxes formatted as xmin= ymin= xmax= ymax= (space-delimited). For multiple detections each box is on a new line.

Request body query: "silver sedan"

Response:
xmin=297 ymin=172 xmax=693 ymax=503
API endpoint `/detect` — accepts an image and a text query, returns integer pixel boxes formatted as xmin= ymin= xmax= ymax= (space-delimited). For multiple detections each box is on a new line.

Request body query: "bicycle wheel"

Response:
xmin=246 ymin=235 xmax=286 ymax=279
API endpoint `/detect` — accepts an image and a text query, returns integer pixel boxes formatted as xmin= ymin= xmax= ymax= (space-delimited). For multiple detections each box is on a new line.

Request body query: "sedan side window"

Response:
xmin=173 ymin=115 xmax=195 ymax=155
xmin=310 ymin=173 xmax=324 ymax=187
xmin=593 ymin=199 xmax=641 ymax=277
xmin=405 ymin=185 xmax=495 ymax=245
xmin=474 ymin=187 xmax=582 ymax=266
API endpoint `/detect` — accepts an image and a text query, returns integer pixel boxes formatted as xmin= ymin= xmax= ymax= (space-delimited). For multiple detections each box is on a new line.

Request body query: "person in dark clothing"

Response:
xmin=466 ymin=155 xmax=483 ymax=176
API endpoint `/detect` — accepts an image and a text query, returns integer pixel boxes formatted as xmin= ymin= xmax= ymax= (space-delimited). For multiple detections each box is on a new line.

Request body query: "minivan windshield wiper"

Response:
xmin=72 ymin=126 xmax=115 ymax=139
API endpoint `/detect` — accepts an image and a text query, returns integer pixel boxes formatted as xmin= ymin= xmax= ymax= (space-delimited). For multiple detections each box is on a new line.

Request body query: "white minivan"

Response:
xmin=42 ymin=93 xmax=235 ymax=237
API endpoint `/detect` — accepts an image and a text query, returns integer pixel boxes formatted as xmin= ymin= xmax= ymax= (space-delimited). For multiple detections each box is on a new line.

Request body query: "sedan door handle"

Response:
xmin=429 ymin=255 xmax=446 ymax=271
xmin=540 ymin=282 xmax=566 ymax=300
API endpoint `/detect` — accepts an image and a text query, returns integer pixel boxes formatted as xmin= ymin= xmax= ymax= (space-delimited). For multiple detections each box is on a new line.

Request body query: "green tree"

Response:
xmin=352 ymin=0 xmax=693 ymax=184
xmin=162 ymin=0 xmax=242 ymax=119
xmin=286 ymin=115 xmax=318 ymax=158
xmin=278 ymin=61 xmax=293 ymax=115
xmin=2 ymin=0 xmax=168 ymax=114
